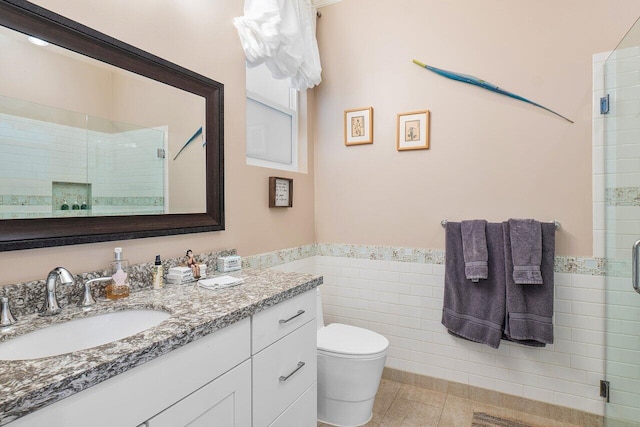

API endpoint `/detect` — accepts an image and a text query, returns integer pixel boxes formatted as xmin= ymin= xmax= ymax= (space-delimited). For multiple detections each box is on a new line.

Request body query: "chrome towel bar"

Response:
xmin=440 ymin=219 xmax=560 ymax=230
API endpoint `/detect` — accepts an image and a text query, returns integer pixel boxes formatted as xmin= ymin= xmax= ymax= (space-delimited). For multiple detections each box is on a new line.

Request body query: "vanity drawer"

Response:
xmin=252 ymin=319 xmax=317 ymax=427
xmin=251 ymin=289 xmax=316 ymax=354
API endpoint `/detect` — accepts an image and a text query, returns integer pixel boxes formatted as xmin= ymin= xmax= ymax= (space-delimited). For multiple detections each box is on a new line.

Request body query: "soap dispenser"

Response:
xmin=106 ymin=247 xmax=130 ymax=300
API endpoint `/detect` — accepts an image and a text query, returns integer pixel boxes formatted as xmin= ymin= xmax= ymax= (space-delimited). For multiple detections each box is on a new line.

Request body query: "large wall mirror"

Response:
xmin=0 ymin=0 xmax=224 ymax=251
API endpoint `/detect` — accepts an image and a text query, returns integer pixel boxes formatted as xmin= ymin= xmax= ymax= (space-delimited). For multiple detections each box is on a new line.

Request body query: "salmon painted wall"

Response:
xmin=313 ymin=0 xmax=640 ymax=256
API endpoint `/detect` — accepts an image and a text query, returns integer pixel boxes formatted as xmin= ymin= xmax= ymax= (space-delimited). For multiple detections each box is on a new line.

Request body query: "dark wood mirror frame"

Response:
xmin=0 ymin=0 xmax=225 ymax=251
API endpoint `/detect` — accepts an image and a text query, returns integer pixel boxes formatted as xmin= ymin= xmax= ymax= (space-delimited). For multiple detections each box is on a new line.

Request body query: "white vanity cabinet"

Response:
xmin=11 ymin=318 xmax=251 ymax=427
xmin=8 ymin=288 xmax=319 ymax=427
xmin=251 ymin=289 xmax=317 ymax=427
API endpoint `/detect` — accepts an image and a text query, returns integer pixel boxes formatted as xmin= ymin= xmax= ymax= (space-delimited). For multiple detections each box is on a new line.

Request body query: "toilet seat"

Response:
xmin=317 ymin=323 xmax=389 ymax=358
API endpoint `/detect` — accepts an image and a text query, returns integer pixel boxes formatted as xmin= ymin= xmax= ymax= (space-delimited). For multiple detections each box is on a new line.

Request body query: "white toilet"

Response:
xmin=316 ymin=288 xmax=389 ymax=426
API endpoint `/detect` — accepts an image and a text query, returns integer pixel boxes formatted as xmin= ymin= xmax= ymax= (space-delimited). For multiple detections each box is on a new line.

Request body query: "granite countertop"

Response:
xmin=0 ymin=268 xmax=322 ymax=426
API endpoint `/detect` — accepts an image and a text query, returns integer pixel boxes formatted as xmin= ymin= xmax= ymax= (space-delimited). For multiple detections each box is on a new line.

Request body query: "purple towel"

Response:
xmin=442 ymin=222 xmax=505 ymax=349
xmin=461 ymin=220 xmax=488 ymax=282
xmin=503 ymin=221 xmax=555 ymax=346
xmin=508 ymin=219 xmax=543 ymax=284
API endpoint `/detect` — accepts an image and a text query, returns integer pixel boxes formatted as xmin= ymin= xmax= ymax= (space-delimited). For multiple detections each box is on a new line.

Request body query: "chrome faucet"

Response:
xmin=79 ymin=277 xmax=111 ymax=308
xmin=0 ymin=297 xmax=17 ymax=328
xmin=40 ymin=267 xmax=75 ymax=316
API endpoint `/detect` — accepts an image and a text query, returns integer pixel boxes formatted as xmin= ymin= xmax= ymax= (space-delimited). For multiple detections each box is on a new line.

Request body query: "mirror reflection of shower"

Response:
xmin=0 ymin=21 xmax=207 ymax=219
xmin=0 ymin=95 xmax=167 ymax=219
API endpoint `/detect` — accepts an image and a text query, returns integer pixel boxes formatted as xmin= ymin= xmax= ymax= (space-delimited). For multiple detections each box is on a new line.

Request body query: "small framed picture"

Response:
xmin=397 ymin=110 xmax=430 ymax=151
xmin=344 ymin=107 xmax=373 ymax=146
xmin=269 ymin=177 xmax=293 ymax=208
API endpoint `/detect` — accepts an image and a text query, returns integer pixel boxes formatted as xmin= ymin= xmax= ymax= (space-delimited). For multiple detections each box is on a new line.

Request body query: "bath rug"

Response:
xmin=471 ymin=412 xmax=537 ymax=427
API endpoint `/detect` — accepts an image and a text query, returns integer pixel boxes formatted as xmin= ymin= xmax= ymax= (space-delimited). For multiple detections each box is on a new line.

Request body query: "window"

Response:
xmin=245 ymin=64 xmax=307 ymax=173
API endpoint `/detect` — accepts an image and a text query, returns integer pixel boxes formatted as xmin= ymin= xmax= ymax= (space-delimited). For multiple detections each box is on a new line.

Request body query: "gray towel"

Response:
xmin=442 ymin=222 xmax=505 ymax=349
xmin=508 ymin=218 xmax=543 ymax=284
xmin=503 ymin=221 xmax=555 ymax=346
xmin=461 ymin=220 xmax=488 ymax=282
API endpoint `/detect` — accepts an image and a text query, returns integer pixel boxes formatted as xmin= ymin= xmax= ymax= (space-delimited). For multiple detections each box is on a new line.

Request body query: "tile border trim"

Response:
xmin=242 ymin=243 xmax=608 ymax=276
xmin=605 ymin=187 xmax=640 ymax=206
xmin=242 ymin=244 xmax=317 ymax=270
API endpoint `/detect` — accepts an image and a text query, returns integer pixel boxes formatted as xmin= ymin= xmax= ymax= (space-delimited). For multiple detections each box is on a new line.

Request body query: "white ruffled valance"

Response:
xmin=233 ymin=0 xmax=322 ymax=90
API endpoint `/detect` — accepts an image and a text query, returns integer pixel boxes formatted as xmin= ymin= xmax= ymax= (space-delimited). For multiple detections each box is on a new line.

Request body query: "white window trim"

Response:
xmin=245 ymin=90 xmax=299 ymax=173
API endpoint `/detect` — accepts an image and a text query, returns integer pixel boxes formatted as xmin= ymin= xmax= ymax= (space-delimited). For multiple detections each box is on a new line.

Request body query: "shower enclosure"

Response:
xmin=601 ymin=15 xmax=640 ymax=427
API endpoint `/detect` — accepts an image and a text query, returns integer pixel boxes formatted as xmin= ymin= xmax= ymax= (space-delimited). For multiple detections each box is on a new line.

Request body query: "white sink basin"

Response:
xmin=0 ymin=309 xmax=170 ymax=361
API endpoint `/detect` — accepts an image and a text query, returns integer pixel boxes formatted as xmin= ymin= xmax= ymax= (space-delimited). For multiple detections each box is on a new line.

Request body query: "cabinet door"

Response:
xmin=145 ymin=359 xmax=251 ymax=427
xmin=269 ymin=382 xmax=316 ymax=427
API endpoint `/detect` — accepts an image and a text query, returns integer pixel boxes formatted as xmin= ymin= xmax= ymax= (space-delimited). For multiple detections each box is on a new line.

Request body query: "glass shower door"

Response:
xmin=602 ymin=16 xmax=640 ymax=427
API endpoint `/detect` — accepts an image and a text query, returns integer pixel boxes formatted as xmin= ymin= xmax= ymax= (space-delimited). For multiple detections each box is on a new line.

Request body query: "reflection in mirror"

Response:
xmin=0 ymin=23 xmax=207 ymax=220
xmin=0 ymin=0 xmax=224 ymax=251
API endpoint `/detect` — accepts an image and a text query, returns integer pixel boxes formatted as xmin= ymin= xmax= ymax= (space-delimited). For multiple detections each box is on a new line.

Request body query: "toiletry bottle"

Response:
xmin=106 ymin=247 xmax=130 ymax=300
xmin=61 ymin=199 xmax=69 ymax=210
xmin=72 ymin=198 xmax=80 ymax=210
xmin=80 ymin=199 xmax=88 ymax=210
xmin=152 ymin=255 xmax=163 ymax=289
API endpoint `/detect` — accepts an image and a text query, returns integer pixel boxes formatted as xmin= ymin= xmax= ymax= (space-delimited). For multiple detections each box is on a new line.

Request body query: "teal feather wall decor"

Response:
xmin=413 ymin=59 xmax=573 ymax=123
xmin=173 ymin=126 xmax=203 ymax=160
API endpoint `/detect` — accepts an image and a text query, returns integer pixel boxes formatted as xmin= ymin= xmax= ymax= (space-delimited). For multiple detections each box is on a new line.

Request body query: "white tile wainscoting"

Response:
xmin=264 ymin=245 xmax=632 ymax=420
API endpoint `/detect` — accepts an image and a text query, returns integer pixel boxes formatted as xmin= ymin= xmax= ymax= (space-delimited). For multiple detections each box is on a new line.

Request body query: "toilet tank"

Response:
xmin=316 ymin=287 xmax=325 ymax=330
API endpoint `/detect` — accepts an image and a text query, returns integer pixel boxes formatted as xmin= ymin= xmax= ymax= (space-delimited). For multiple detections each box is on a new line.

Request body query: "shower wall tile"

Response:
xmin=0 ymin=114 xmax=165 ymax=216
xmin=593 ymin=230 xmax=606 ymax=259
xmin=593 ymin=146 xmax=605 ymax=174
xmin=593 ymin=201 xmax=605 ymax=229
xmin=592 ymin=117 xmax=604 ymax=146
xmin=593 ymin=173 xmax=605 ymax=202
xmin=594 ymin=51 xmax=640 ymax=263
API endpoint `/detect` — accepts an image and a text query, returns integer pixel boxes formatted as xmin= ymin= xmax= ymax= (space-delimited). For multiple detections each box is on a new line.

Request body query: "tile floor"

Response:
xmin=318 ymin=379 xmax=586 ymax=427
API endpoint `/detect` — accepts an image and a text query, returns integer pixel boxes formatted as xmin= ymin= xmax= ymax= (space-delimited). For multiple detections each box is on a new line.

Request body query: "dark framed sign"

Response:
xmin=269 ymin=177 xmax=293 ymax=208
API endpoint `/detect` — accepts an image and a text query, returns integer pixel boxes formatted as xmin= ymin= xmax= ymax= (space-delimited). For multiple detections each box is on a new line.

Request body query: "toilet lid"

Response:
xmin=317 ymin=323 xmax=389 ymax=356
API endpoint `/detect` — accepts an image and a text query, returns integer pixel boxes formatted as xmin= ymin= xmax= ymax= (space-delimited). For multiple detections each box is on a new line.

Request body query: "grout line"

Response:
xmin=377 ymin=379 xmax=400 ymax=424
xmin=435 ymin=397 xmax=445 ymax=427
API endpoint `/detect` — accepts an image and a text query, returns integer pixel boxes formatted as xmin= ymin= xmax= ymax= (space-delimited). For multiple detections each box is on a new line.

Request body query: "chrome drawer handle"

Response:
xmin=279 ymin=361 xmax=305 ymax=382
xmin=279 ymin=309 xmax=305 ymax=324
xmin=634 ymin=240 xmax=640 ymax=294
